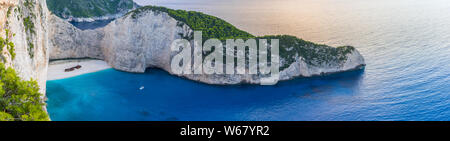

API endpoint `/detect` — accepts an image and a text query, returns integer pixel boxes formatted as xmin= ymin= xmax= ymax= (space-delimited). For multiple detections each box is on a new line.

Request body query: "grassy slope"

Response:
xmin=47 ymin=0 xmax=137 ymax=18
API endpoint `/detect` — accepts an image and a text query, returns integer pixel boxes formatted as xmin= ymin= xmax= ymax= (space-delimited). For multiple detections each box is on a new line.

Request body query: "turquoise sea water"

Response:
xmin=47 ymin=0 xmax=450 ymax=121
xmin=47 ymin=69 xmax=371 ymax=121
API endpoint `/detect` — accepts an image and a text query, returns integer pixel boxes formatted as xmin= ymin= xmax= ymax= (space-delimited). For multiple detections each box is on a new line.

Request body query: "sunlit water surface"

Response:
xmin=47 ymin=0 xmax=450 ymax=121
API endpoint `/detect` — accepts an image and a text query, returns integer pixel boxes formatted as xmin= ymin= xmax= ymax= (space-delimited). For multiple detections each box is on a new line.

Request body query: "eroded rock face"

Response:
xmin=1 ymin=0 xmax=50 ymax=94
xmin=101 ymin=11 xmax=192 ymax=72
xmin=49 ymin=9 xmax=365 ymax=85
xmin=48 ymin=15 xmax=104 ymax=60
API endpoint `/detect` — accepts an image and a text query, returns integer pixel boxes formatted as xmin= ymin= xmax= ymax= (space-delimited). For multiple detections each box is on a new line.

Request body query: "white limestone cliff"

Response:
xmin=1 ymin=0 xmax=50 ymax=94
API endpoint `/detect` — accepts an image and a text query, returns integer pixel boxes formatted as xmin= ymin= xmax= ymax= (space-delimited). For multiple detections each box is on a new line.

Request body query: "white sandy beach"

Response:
xmin=47 ymin=59 xmax=112 ymax=80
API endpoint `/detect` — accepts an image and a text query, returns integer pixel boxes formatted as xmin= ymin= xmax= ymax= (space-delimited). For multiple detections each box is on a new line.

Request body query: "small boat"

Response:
xmin=64 ymin=65 xmax=82 ymax=72
xmin=64 ymin=68 xmax=75 ymax=72
xmin=139 ymin=86 xmax=145 ymax=90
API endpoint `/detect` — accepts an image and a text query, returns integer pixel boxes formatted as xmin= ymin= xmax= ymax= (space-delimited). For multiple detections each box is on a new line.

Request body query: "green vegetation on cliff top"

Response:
xmin=47 ymin=0 xmax=138 ymax=18
xmin=127 ymin=6 xmax=254 ymax=40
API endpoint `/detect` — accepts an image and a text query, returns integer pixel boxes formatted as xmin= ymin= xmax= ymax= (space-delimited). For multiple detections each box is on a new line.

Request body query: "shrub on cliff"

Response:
xmin=0 ymin=29 xmax=16 ymax=60
xmin=0 ymin=63 xmax=49 ymax=121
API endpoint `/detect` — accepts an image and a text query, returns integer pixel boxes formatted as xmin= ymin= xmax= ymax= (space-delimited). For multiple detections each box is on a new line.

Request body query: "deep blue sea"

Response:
xmin=47 ymin=0 xmax=450 ymax=121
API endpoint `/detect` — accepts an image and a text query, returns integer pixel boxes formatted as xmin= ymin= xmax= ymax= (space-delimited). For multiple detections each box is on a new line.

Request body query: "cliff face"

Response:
xmin=102 ymin=11 xmax=192 ymax=73
xmin=48 ymin=15 xmax=104 ymax=60
xmin=49 ymin=8 xmax=365 ymax=85
xmin=1 ymin=0 xmax=50 ymax=94
xmin=49 ymin=10 xmax=193 ymax=73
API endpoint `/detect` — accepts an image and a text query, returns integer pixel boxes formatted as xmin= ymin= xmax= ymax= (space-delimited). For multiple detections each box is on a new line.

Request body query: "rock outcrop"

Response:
xmin=49 ymin=15 xmax=104 ymax=60
xmin=1 ymin=0 xmax=50 ymax=94
xmin=49 ymin=8 xmax=365 ymax=85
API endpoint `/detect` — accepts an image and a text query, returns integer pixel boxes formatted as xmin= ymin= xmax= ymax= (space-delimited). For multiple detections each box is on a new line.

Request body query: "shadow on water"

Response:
xmin=46 ymin=81 xmax=88 ymax=120
xmin=46 ymin=81 xmax=72 ymax=108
